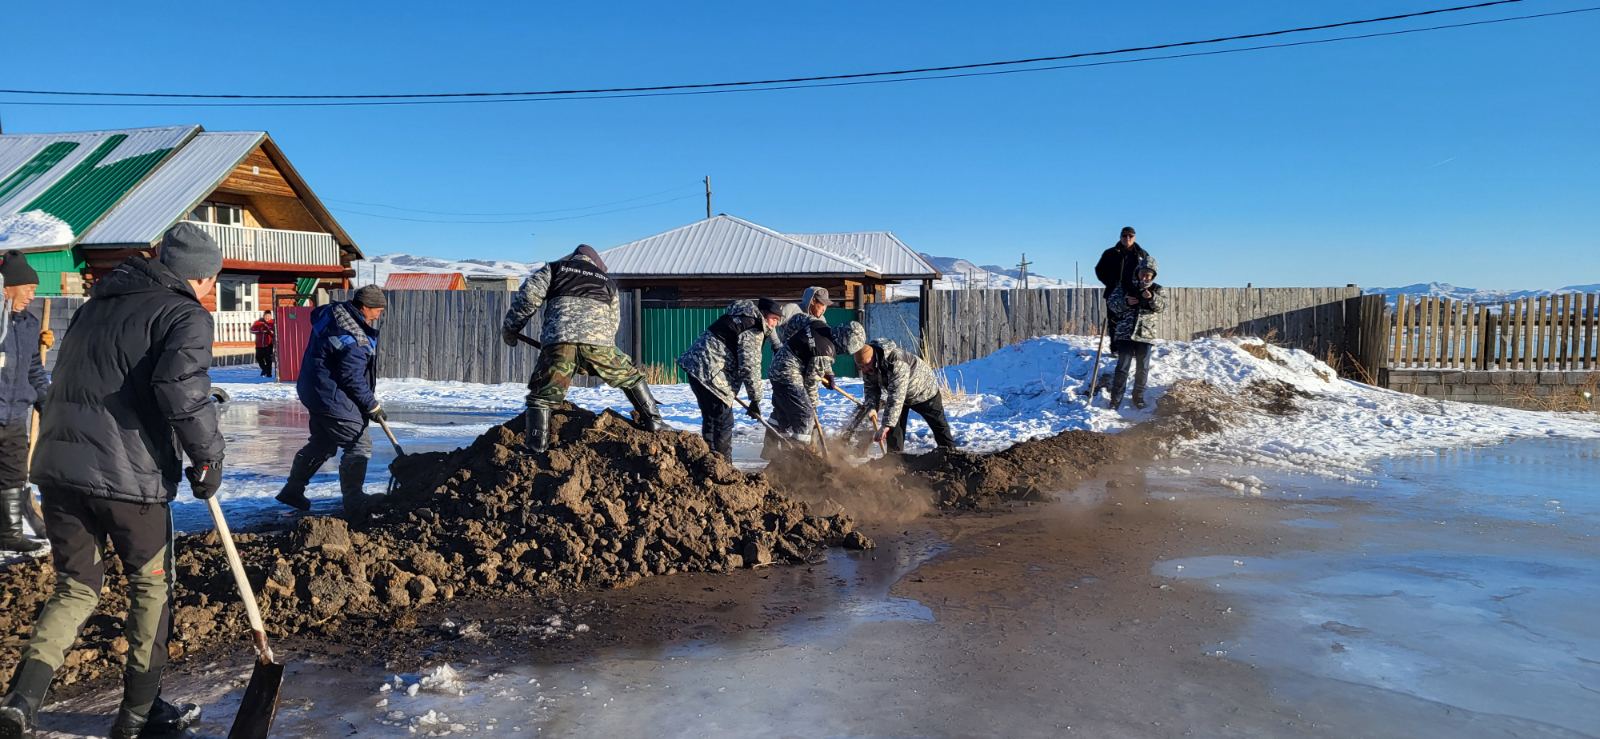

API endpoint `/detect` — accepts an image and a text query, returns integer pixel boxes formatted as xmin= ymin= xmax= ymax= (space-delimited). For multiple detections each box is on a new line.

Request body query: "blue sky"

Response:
xmin=3 ymin=1 xmax=1596 ymax=288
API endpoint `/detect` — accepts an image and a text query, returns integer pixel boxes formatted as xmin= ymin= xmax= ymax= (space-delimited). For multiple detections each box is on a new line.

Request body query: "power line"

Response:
xmin=332 ymin=192 xmax=700 ymax=224
xmin=0 ymin=0 xmax=1539 ymax=104
xmin=3 ymin=6 xmax=1589 ymax=110
xmin=322 ymin=182 xmax=699 ymax=217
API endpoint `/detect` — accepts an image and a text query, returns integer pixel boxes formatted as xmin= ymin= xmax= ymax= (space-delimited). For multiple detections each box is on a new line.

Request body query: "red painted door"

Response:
xmin=276 ymin=304 xmax=315 ymax=383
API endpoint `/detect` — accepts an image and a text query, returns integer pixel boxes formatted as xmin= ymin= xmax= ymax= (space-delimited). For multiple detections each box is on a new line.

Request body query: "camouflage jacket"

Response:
xmin=1108 ymin=283 xmax=1165 ymax=343
xmin=848 ymin=339 xmax=940 ymax=432
xmin=503 ymin=253 xmax=620 ymax=346
xmin=770 ymin=313 xmax=834 ymax=405
xmin=677 ymin=300 xmax=765 ymax=402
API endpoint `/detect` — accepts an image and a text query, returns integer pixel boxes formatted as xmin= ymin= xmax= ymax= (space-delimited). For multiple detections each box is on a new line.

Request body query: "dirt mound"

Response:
xmin=898 ymin=430 xmax=1126 ymax=509
xmin=0 ymin=408 xmax=865 ymax=690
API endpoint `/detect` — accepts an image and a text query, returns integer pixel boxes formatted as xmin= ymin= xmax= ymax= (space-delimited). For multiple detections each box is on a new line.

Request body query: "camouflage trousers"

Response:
xmin=527 ymin=342 xmax=644 ymax=408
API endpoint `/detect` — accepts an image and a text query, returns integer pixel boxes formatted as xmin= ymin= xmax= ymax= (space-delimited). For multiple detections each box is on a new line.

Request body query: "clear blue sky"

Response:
xmin=3 ymin=1 xmax=1596 ymax=288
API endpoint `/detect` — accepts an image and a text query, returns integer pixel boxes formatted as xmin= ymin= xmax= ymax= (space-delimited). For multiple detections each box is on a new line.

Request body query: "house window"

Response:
xmin=187 ymin=201 xmax=244 ymax=226
xmin=218 ymin=278 xmax=258 ymax=312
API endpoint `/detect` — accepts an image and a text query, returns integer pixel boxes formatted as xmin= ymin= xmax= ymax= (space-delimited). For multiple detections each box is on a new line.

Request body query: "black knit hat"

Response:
xmin=158 ymin=222 xmax=223 ymax=280
xmin=0 ymin=250 xmax=39 ymax=287
xmin=353 ymin=284 xmax=387 ymax=308
xmin=757 ymin=297 xmax=783 ymax=317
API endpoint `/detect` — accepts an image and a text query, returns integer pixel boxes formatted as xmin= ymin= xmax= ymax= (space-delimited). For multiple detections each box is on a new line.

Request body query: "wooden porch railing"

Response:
xmin=192 ymin=222 xmax=341 ymax=266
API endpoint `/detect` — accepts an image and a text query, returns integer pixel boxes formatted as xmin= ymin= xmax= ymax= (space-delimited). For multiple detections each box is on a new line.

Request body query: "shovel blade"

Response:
xmin=227 ymin=659 xmax=285 ymax=739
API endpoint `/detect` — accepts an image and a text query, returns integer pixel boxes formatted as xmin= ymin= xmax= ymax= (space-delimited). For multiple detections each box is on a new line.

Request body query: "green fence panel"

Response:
xmin=642 ymin=306 xmax=861 ymax=385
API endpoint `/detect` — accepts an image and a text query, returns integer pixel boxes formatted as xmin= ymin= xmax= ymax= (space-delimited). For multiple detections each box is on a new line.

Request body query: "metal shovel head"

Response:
xmin=227 ymin=657 xmax=285 ymax=739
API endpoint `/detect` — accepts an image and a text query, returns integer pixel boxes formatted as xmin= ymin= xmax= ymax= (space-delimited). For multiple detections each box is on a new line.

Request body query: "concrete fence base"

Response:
xmin=1385 ymin=369 xmax=1598 ymax=410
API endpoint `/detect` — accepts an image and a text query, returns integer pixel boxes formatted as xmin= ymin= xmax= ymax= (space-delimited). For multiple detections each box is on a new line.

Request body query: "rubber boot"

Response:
xmin=1107 ymin=377 xmax=1126 ymax=411
xmin=110 ymin=696 xmax=201 ymax=739
xmin=274 ymin=449 xmax=323 ymax=512
xmin=17 ymin=488 xmax=46 ymax=542
xmin=339 ymin=455 xmax=375 ymax=517
xmin=1131 ymin=392 xmax=1147 ymax=410
xmin=0 ymin=488 xmax=44 ymax=554
xmin=523 ymin=406 xmax=552 ymax=453
xmin=623 ymin=383 xmax=665 ymax=432
xmin=0 ymin=659 xmax=52 ymax=738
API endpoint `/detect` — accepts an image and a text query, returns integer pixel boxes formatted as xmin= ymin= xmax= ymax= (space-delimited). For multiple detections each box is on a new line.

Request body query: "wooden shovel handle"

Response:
xmin=206 ymin=496 xmax=274 ymax=664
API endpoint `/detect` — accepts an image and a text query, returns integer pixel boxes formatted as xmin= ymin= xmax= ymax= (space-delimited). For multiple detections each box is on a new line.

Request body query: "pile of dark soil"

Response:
xmin=0 ymin=408 xmax=865 ymax=689
xmin=897 ymin=430 xmax=1126 ymax=509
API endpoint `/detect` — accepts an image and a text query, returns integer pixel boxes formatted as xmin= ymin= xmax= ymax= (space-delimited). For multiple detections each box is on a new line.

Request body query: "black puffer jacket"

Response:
xmin=1094 ymin=242 xmax=1151 ymax=298
xmin=34 ymin=257 xmax=225 ymax=504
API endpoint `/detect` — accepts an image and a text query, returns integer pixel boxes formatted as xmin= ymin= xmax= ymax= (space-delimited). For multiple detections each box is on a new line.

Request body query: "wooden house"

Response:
xmin=0 ymin=125 xmax=361 ymax=352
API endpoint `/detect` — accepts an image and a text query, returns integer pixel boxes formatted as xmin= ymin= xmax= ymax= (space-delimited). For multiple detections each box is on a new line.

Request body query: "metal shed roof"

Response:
xmin=786 ymin=231 xmax=941 ymax=279
xmin=80 ymin=131 xmax=264 ymax=246
xmin=603 ymin=215 xmax=877 ymax=278
xmin=385 ymin=272 xmax=467 ymax=290
xmin=0 ymin=125 xmax=197 ymax=250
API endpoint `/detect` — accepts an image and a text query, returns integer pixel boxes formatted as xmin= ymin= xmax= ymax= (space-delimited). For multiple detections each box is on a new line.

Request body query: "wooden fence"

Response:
xmin=921 ymin=286 xmax=1373 ymax=373
xmin=331 ymin=289 xmax=638 ymax=385
xmin=1390 ymin=293 xmax=1600 ymax=370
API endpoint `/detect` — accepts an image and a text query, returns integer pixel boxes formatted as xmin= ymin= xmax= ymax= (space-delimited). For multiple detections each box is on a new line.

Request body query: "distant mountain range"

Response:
xmin=1364 ymin=282 xmax=1600 ymax=304
xmin=916 ymin=254 xmax=1077 ymax=289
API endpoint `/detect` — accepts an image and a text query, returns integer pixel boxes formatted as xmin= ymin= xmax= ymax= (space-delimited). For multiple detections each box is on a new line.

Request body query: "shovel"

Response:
xmin=376 ymin=417 xmax=405 ymax=495
xmin=828 ymin=385 xmax=887 ymax=455
xmin=1084 ymin=315 xmax=1110 ymax=401
xmin=200 ymin=490 xmax=284 ymax=739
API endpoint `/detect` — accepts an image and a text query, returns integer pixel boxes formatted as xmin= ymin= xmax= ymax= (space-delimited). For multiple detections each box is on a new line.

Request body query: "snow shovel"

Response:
xmin=198 ymin=486 xmax=283 ymax=739
xmin=1084 ymin=315 xmax=1110 ymax=401
xmin=828 ymin=385 xmax=886 ymax=454
xmin=375 ymin=417 xmax=406 ymax=495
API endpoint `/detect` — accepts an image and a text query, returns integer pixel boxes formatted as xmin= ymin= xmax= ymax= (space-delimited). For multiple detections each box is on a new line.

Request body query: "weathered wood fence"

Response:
xmin=918 ymin=287 xmax=1379 ymax=376
xmin=331 ymin=289 xmax=637 ymax=384
xmin=1390 ymin=293 xmax=1600 ymax=370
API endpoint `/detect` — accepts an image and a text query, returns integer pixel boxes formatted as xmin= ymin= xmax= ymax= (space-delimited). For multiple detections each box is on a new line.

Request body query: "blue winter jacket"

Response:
xmin=0 ymin=307 xmax=49 ymax=427
xmin=296 ymin=301 xmax=379 ymax=421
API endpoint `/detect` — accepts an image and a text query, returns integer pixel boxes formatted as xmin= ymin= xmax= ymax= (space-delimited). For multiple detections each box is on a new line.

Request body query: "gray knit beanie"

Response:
xmin=353 ymin=284 xmax=387 ymax=308
xmin=158 ymin=222 xmax=223 ymax=280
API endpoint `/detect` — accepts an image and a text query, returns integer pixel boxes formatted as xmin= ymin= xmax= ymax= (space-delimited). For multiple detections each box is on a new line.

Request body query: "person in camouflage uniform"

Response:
xmin=502 ymin=245 xmax=663 ymax=452
xmin=837 ymin=322 xmax=956 ymax=454
xmin=678 ymin=298 xmax=784 ymax=458
xmin=767 ymin=308 xmax=837 ymax=447
xmin=1106 ymin=258 xmax=1164 ymax=410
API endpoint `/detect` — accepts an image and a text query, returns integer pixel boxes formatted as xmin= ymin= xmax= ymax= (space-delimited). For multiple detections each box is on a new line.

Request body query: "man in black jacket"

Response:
xmin=0 ymin=223 xmax=222 ymax=738
xmin=1094 ymin=226 xmax=1152 ymax=299
xmin=0 ymin=250 xmax=50 ymax=554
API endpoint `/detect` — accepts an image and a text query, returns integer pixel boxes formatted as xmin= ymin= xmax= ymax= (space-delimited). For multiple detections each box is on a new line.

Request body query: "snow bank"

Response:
xmin=0 ymin=210 xmax=74 ymax=249
xmin=941 ymin=335 xmax=1600 ymax=475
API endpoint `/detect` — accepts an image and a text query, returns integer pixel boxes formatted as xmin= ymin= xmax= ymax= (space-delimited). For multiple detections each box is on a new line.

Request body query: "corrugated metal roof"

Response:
xmin=603 ymin=215 xmax=877 ymax=277
xmin=81 ymin=132 xmax=264 ymax=246
xmin=786 ymin=231 xmax=941 ymax=279
xmin=385 ymin=272 xmax=467 ymax=290
xmin=0 ymin=126 xmax=197 ymax=249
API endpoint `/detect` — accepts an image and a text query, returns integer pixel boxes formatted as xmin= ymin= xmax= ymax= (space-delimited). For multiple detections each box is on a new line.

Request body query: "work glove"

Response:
xmin=368 ymin=403 xmax=388 ymax=423
xmin=822 ymin=374 xmax=836 ymax=390
xmin=502 ymin=328 xmax=522 ymax=347
xmin=874 ymin=425 xmax=893 ymax=444
xmin=747 ymin=399 xmax=762 ymax=419
xmin=39 ymin=328 xmax=55 ymax=350
xmin=185 ymin=462 xmax=223 ymax=500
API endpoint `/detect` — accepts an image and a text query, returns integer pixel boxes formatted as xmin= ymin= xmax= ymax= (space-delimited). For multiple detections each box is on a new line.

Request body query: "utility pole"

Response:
xmin=1017 ymin=253 xmax=1032 ymax=290
xmin=704 ymin=175 xmax=712 ymax=219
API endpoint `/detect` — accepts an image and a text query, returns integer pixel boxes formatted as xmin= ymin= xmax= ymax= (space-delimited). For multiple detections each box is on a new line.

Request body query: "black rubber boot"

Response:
xmin=623 ymin=383 xmax=665 ymax=432
xmin=1131 ymin=393 xmax=1147 ymax=410
xmin=339 ymin=455 xmax=377 ymax=517
xmin=275 ymin=449 xmax=323 ymax=512
xmin=0 ymin=659 xmax=51 ymax=739
xmin=523 ymin=406 xmax=552 ymax=453
xmin=0 ymin=488 xmax=45 ymax=554
xmin=110 ymin=696 xmax=200 ymax=739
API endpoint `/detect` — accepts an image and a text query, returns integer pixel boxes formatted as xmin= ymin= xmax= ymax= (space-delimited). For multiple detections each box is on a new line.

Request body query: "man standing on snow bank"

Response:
xmin=837 ymin=322 xmax=956 ymax=454
xmin=3 ymin=223 xmax=222 ymax=738
xmin=276 ymin=285 xmax=387 ymax=516
xmin=1095 ymin=226 xmax=1152 ymax=300
xmin=679 ymin=298 xmax=783 ymax=459
xmin=1106 ymin=259 xmax=1164 ymax=410
xmin=0 ymin=250 xmax=50 ymax=554
xmin=502 ymin=245 xmax=664 ymax=453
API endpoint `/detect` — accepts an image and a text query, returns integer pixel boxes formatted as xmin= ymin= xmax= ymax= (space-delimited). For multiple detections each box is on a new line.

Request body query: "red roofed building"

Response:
xmin=384 ymin=272 xmax=466 ymax=291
